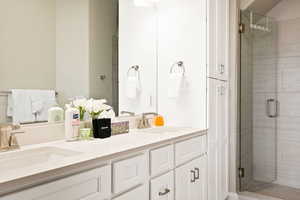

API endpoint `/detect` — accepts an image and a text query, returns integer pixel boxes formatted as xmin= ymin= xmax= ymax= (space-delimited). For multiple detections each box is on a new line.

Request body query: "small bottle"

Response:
xmin=154 ymin=115 xmax=165 ymax=126
xmin=48 ymin=105 xmax=64 ymax=123
xmin=65 ymin=104 xmax=80 ymax=141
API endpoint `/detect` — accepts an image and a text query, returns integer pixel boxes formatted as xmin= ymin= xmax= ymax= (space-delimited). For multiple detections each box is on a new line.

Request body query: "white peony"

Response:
xmin=85 ymin=98 xmax=111 ymax=119
xmin=73 ymin=98 xmax=87 ymax=109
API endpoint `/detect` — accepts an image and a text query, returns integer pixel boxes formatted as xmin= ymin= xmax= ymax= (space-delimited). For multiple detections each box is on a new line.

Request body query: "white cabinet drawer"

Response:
xmin=2 ymin=165 xmax=111 ymax=200
xmin=150 ymin=171 xmax=174 ymax=200
xmin=112 ymin=153 xmax=147 ymax=194
xmin=113 ymin=185 xmax=148 ymax=200
xmin=175 ymin=136 xmax=206 ymax=166
xmin=150 ymin=145 xmax=174 ymax=176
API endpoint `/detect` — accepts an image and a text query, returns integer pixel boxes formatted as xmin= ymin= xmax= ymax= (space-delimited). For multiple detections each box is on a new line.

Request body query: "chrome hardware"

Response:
xmin=217 ymin=85 xmax=225 ymax=96
xmin=191 ymin=170 xmax=196 ymax=183
xmin=219 ymin=64 xmax=225 ymax=74
xmin=158 ymin=188 xmax=170 ymax=196
xmin=97 ymin=75 xmax=106 ymax=80
xmin=0 ymin=124 xmax=24 ymax=152
xmin=194 ymin=168 xmax=200 ymax=180
xmin=120 ymin=111 xmax=135 ymax=116
xmin=266 ymin=98 xmax=278 ymax=118
xmin=137 ymin=112 xmax=158 ymax=129
xmin=127 ymin=65 xmax=140 ymax=79
xmin=170 ymin=61 xmax=186 ymax=76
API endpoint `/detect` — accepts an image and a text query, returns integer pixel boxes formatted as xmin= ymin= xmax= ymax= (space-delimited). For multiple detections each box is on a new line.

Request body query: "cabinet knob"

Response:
xmin=159 ymin=188 xmax=170 ymax=196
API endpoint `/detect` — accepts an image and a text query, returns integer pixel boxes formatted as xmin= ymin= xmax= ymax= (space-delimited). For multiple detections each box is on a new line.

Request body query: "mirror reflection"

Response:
xmin=0 ymin=0 xmax=119 ymax=124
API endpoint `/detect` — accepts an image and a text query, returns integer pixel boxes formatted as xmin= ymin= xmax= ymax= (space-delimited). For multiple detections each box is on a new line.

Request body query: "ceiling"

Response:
xmin=241 ymin=0 xmax=282 ymax=15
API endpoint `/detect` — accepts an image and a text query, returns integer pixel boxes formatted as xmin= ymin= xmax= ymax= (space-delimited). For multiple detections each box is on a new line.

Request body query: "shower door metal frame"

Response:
xmin=238 ymin=10 xmax=278 ymax=192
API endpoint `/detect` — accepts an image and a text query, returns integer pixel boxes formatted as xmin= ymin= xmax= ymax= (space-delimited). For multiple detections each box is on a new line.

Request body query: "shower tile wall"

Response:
xmin=252 ymin=27 xmax=277 ymax=183
xmin=275 ymin=18 xmax=300 ymax=189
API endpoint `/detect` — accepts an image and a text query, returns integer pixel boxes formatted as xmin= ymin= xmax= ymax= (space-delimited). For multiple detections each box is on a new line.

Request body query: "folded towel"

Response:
xmin=168 ymin=73 xmax=183 ymax=98
xmin=126 ymin=76 xmax=141 ymax=99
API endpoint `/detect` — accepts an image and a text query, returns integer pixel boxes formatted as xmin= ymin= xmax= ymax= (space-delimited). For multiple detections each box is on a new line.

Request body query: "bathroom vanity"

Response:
xmin=0 ymin=128 xmax=207 ymax=200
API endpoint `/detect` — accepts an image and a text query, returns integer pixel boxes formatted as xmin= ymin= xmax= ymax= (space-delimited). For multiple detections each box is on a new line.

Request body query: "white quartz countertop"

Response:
xmin=0 ymin=127 xmax=206 ymax=186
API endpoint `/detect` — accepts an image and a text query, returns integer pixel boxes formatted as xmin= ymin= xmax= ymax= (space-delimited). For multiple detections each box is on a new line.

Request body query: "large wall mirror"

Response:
xmin=0 ymin=0 xmax=152 ymax=124
xmin=0 ymin=0 xmax=207 ymax=129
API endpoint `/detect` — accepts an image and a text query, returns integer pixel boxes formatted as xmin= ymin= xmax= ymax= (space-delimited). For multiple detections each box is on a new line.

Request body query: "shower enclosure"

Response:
xmin=239 ymin=10 xmax=278 ymax=191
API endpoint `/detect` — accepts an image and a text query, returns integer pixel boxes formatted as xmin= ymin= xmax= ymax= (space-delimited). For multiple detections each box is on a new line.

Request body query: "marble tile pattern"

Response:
xmin=252 ymin=29 xmax=277 ymax=183
xmin=274 ymin=18 xmax=300 ymax=189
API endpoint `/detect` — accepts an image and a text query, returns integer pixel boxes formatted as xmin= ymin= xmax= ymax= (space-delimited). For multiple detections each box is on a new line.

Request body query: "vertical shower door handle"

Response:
xmin=266 ymin=98 xmax=278 ymax=118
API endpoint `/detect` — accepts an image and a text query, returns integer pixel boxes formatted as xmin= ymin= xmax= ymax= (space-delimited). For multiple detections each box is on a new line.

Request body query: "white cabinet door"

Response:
xmin=190 ymin=156 xmax=207 ymax=200
xmin=150 ymin=171 xmax=174 ymax=200
xmin=175 ymin=157 xmax=207 ymax=200
xmin=1 ymin=166 xmax=111 ymax=200
xmin=208 ymin=79 xmax=228 ymax=200
xmin=208 ymin=0 xmax=229 ymax=80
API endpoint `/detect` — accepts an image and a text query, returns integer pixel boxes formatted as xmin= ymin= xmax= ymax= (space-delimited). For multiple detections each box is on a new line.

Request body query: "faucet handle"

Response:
xmin=9 ymin=134 xmax=19 ymax=149
xmin=0 ymin=125 xmax=12 ymax=151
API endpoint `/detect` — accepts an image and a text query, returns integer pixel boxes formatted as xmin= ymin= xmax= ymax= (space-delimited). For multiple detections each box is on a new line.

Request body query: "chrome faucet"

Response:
xmin=137 ymin=112 xmax=158 ymax=129
xmin=0 ymin=124 xmax=24 ymax=152
xmin=120 ymin=111 xmax=135 ymax=116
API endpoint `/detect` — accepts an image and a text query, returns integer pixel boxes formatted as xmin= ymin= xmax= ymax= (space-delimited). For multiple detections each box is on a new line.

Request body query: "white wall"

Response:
xmin=119 ymin=0 xmax=207 ymax=128
xmin=119 ymin=0 xmax=157 ymax=115
xmin=157 ymin=0 xmax=207 ymax=128
xmin=0 ymin=0 xmax=56 ymax=123
xmin=267 ymin=0 xmax=300 ymax=189
xmin=0 ymin=0 xmax=56 ymax=91
xmin=89 ymin=0 xmax=118 ymax=107
xmin=56 ymin=0 xmax=90 ymax=105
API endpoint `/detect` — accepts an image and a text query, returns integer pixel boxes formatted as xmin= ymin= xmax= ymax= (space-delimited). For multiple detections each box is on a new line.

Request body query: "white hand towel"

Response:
xmin=11 ymin=89 xmax=35 ymax=124
xmin=30 ymin=90 xmax=56 ymax=122
xmin=168 ymin=73 xmax=183 ymax=98
xmin=126 ymin=76 xmax=141 ymax=99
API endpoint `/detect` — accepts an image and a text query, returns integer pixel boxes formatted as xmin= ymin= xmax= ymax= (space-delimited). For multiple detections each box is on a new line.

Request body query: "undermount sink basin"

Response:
xmin=0 ymin=147 xmax=80 ymax=172
xmin=138 ymin=127 xmax=190 ymax=134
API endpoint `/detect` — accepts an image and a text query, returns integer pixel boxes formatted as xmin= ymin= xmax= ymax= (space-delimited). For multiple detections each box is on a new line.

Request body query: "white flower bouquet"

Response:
xmin=73 ymin=98 xmax=87 ymax=120
xmin=85 ymin=98 xmax=112 ymax=119
xmin=71 ymin=98 xmax=112 ymax=120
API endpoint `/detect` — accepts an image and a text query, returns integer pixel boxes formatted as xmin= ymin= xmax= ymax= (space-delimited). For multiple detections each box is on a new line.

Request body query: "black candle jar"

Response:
xmin=92 ymin=118 xmax=111 ymax=139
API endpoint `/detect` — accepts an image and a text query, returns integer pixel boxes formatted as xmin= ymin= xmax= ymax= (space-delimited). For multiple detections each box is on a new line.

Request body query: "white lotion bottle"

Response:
xmin=65 ymin=104 xmax=80 ymax=141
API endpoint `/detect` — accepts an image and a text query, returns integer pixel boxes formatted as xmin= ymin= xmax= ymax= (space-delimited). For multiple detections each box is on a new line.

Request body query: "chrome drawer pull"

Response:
xmin=191 ymin=170 xmax=196 ymax=183
xmin=159 ymin=188 xmax=170 ymax=196
xmin=194 ymin=168 xmax=200 ymax=180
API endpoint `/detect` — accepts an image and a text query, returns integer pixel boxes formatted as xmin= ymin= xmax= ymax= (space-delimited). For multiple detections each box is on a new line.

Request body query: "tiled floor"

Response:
xmin=241 ymin=183 xmax=300 ymax=200
xmin=255 ymin=184 xmax=300 ymax=200
xmin=239 ymin=191 xmax=282 ymax=200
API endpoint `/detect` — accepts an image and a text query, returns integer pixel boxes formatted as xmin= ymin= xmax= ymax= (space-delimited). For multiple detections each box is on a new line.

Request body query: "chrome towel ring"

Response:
xmin=127 ymin=65 xmax=140 ymax=79
xmin=170 ymin=61 xmax=185 ymax=75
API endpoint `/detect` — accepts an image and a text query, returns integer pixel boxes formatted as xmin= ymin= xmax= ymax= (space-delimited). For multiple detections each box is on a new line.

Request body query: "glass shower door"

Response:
xmin=239 ymin=10 xmax=278 ymax=191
